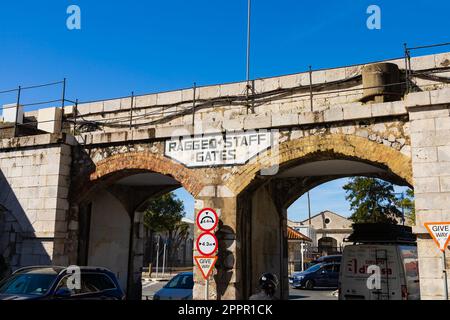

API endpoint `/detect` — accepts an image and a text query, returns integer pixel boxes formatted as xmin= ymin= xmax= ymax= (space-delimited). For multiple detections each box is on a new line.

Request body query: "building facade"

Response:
xmin=289 ymin=210 xmax=353 ymax=256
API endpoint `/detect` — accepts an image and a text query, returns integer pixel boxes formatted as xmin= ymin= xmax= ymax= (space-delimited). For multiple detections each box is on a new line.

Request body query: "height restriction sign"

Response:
xmin=196 ymin=232 xmax=218 ymax=256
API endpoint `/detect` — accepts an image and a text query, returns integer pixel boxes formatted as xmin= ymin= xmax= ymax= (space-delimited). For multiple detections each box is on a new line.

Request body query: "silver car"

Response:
xmin=153 ymin=272 xmax=193 ymax=300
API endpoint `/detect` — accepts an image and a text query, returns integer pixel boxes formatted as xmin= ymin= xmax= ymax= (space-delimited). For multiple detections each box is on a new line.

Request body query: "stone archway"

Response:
xmin=73 ymin=151 xmax=204 ymax=204
xmin=225 ymin=133 xmax=412 ymax=196
xmin=66 ymin=151 xmax=204 ymax=299
xmin=226 ymin=133 xmax=413 ymax=299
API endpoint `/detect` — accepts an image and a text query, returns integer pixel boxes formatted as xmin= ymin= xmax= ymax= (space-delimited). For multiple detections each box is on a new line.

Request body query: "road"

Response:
xmin=142 ymin=279 xmax=337 ymax=300
xmin=142 ymin=280 xmax=167 ymax=300
xmin=289 ymin=287 xmax=337 ymax=300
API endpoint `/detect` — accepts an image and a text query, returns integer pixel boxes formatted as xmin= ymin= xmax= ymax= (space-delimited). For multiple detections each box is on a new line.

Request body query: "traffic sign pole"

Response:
xmin=196 ymin=208 xmax=219 ymax=300
xmin=444 ymin=250 xmax=448 ymax=300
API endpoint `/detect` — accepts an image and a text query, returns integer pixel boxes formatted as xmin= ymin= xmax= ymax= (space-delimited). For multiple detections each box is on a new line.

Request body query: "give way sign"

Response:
xmin=424 ymin=222 xmax=450 ymax=251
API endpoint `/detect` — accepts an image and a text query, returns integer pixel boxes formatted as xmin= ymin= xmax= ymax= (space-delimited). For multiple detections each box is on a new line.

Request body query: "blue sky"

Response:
xmin=0 ymin=1 xmax=446 ymax=219
xmin=174 ymin=180 xmax=410 ymax=221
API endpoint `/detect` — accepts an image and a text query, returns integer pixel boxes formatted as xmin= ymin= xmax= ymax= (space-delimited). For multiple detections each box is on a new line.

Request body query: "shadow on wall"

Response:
xmin=0 ymin=169 xmax=50 ymax=280
xmin=213 ymin=221 xmax=235 ymax=300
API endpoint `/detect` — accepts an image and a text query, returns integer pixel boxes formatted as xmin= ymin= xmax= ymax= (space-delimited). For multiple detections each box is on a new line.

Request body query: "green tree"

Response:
xmin=397 ymin=188 xmax=415 ymax=225
xmin=143 ymin=192 xmax=190 ymax=265
xmin=343 ymin=177 xmax=402 ymax=224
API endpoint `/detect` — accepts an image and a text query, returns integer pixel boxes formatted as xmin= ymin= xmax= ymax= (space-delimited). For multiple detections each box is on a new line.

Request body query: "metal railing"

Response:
xmin=1 ymin=42 xmax=450 ymax=139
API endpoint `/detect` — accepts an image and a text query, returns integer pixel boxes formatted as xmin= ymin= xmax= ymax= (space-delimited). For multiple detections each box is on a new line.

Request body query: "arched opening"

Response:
xmin=71 ymin=153 xmax=200 ymax=300
xmin=318 ymin=237 xmax=338 ymax=256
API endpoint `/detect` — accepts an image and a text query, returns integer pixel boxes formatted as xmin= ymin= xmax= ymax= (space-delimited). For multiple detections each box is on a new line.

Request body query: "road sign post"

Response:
xmin=196 ymin=208 xmax=219 ymax=300
xmin=424 ymin=222 xmax=450 ymax=300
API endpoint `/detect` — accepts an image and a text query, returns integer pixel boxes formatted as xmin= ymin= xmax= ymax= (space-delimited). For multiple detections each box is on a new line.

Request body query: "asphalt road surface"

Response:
xmin=289 ymin=287 xmax=338 ymax=300
xmin=142 ymin=280 xmax=337 ymax=300
xmin=142 ymin=280 xmax=167 ymax=300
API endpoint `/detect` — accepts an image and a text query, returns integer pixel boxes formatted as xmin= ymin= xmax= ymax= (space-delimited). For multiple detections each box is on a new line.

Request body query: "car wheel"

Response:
xmin=304 ymin=280 xmax=315 ymax=290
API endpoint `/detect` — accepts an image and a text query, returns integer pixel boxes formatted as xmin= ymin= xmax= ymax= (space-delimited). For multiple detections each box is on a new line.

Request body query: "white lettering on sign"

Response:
xmin=424 ymin=222 xmax=450 ymax=251
xmin=164 ymin=131 xmax=272 ymax=168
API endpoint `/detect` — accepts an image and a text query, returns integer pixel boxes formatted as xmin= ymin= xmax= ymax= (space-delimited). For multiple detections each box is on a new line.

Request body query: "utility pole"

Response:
xmin=246 ymin=0 xmax=251 ymax=84
xmin=155 ymin=236 xmax=160 ymax=278
xmin=307 ymin=191 xmax=312 ymax=225
xmin=162 ymin=240 xmax=167 ymax=277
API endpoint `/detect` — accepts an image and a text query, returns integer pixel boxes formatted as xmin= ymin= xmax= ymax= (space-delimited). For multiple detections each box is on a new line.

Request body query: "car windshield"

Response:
xmin=164 ymin=274 xmax=194 ymax=290
xmin=304 ymin=264 xmax=323 ymax=273
xmin=0 ymin=273 xmax=57 ymax=296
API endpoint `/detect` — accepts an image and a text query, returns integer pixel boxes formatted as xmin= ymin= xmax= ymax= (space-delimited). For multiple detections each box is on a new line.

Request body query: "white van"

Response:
xmin=338 ymin=244 xmax=420 ymax=300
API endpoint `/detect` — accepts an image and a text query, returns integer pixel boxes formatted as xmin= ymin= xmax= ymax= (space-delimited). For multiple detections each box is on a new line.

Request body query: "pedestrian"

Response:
xmin=249 ymin=272 xmax=279 ymax=300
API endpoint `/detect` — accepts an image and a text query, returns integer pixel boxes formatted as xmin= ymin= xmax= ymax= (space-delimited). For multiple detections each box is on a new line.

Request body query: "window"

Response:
xmin=333 ymin=264 xmax=340 ymax=273
xmin=83 ymin=274 xmax=116 ymax=291
xmin=164 ymin=274 xmax=194 ymax=290
xmin=324 ymin=218 xmax=331 ymax=224
xmin=322 ymin=264 xmax=334 ymax=273
xmin=56 ymin=273 xmax=116 ymax=295
xmin=0 ymin=274 xmax=57 ymax=296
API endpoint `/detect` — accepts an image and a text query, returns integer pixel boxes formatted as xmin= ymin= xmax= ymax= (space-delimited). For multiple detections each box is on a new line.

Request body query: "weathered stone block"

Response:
xmin=343 ymin=103 xmax=370 ymax=120
xmin=435 ymin=117 xmax=450 ymax=131
xmin=243 ymin=115 xmax=271 ymax=130
xmin=157 ymin=90 xmax=182 ymax=105
xmin=409 ymin=118 xmax=435 ymax=133
xmin=405 ymin=91 xmax=431 ymax=108
xmin=437 ymin=146 xmax=450 ymax=162
xmin=412 ymin=146 xmax=438 ymax=163
xmin=222 ymin=119 xmax=243 ymax=132
xmin=271 ymin=113 xmax=298 ymax=127
xmin=430 ymin=88 xmax=450 ymax=105
xmin=103 ymin=99 xmax=121 ymax=112
xmin=134 ymin=94 xmax=157 ymax=108
xmin=323 ymin=107 xmax=343 ymax=122
xmin=414 ymin=177 xmax=440 ymax=193
xmin=220 ymin=82 xmax=247 ymax=97
xmin=198 ymin=85 xmax=220 ymax=100
xmin=440 ymin=176 xmax=450 ymax=192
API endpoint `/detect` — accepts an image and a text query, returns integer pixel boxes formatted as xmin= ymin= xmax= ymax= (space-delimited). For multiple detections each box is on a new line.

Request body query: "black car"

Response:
xmin=0 ymin=266 xmax=125 ymax=300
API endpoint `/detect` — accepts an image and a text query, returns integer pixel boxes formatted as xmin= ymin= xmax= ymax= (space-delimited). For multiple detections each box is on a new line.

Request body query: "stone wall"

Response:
xmin=62 ymin=52 xmax=450 ymax=136
xmin=407 ymin=89 xmax=450 ymax=299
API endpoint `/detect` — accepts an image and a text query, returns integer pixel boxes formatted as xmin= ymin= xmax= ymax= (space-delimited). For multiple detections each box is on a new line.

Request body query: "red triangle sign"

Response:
xmin=424 ymin=222 xmax=450 ymax=252
xmin=194 ymin=256 xmax=218 ymax=279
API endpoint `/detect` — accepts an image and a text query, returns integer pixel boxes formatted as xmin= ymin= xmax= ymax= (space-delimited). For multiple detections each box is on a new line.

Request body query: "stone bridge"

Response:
xmin=1 ymin=52 xmax=450 ymax=299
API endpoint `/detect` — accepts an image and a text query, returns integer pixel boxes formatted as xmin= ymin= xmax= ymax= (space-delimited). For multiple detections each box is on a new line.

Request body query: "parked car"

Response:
xmin=153 ymin=272 xmax=193 ymax=300
xmin=338 ymin=244 xmax=420 ymax=300
xmin=0 ymin=266 xmax=125 ymax=300
xmin=289 ymin=262 xmax=340 ymax=289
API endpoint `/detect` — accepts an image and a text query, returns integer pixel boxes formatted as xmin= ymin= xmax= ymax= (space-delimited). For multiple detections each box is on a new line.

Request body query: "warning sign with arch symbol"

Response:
xmin=196 ymin=208 xmax=218 ymax=232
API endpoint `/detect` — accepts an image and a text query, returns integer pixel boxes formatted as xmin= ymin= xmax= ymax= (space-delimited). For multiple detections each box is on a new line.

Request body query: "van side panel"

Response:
xmin=398 ymin=246 xmax=420 ymax=300
xmin=339 ymin=245 xmax=402 ymax=300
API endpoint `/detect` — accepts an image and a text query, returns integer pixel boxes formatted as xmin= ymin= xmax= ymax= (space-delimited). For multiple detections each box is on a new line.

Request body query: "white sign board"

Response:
xmin=164 ymin=131 xmax=272 ymax=168
xmin=196 ymin=208 xmax=218 ymax=232
xmin=424 ymin=222 xmax=450 ymax=251
xmin=194 ymin=256 xmax=218 ymax=279
xmin=196 ymin=232 xmax=218 ymax=256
